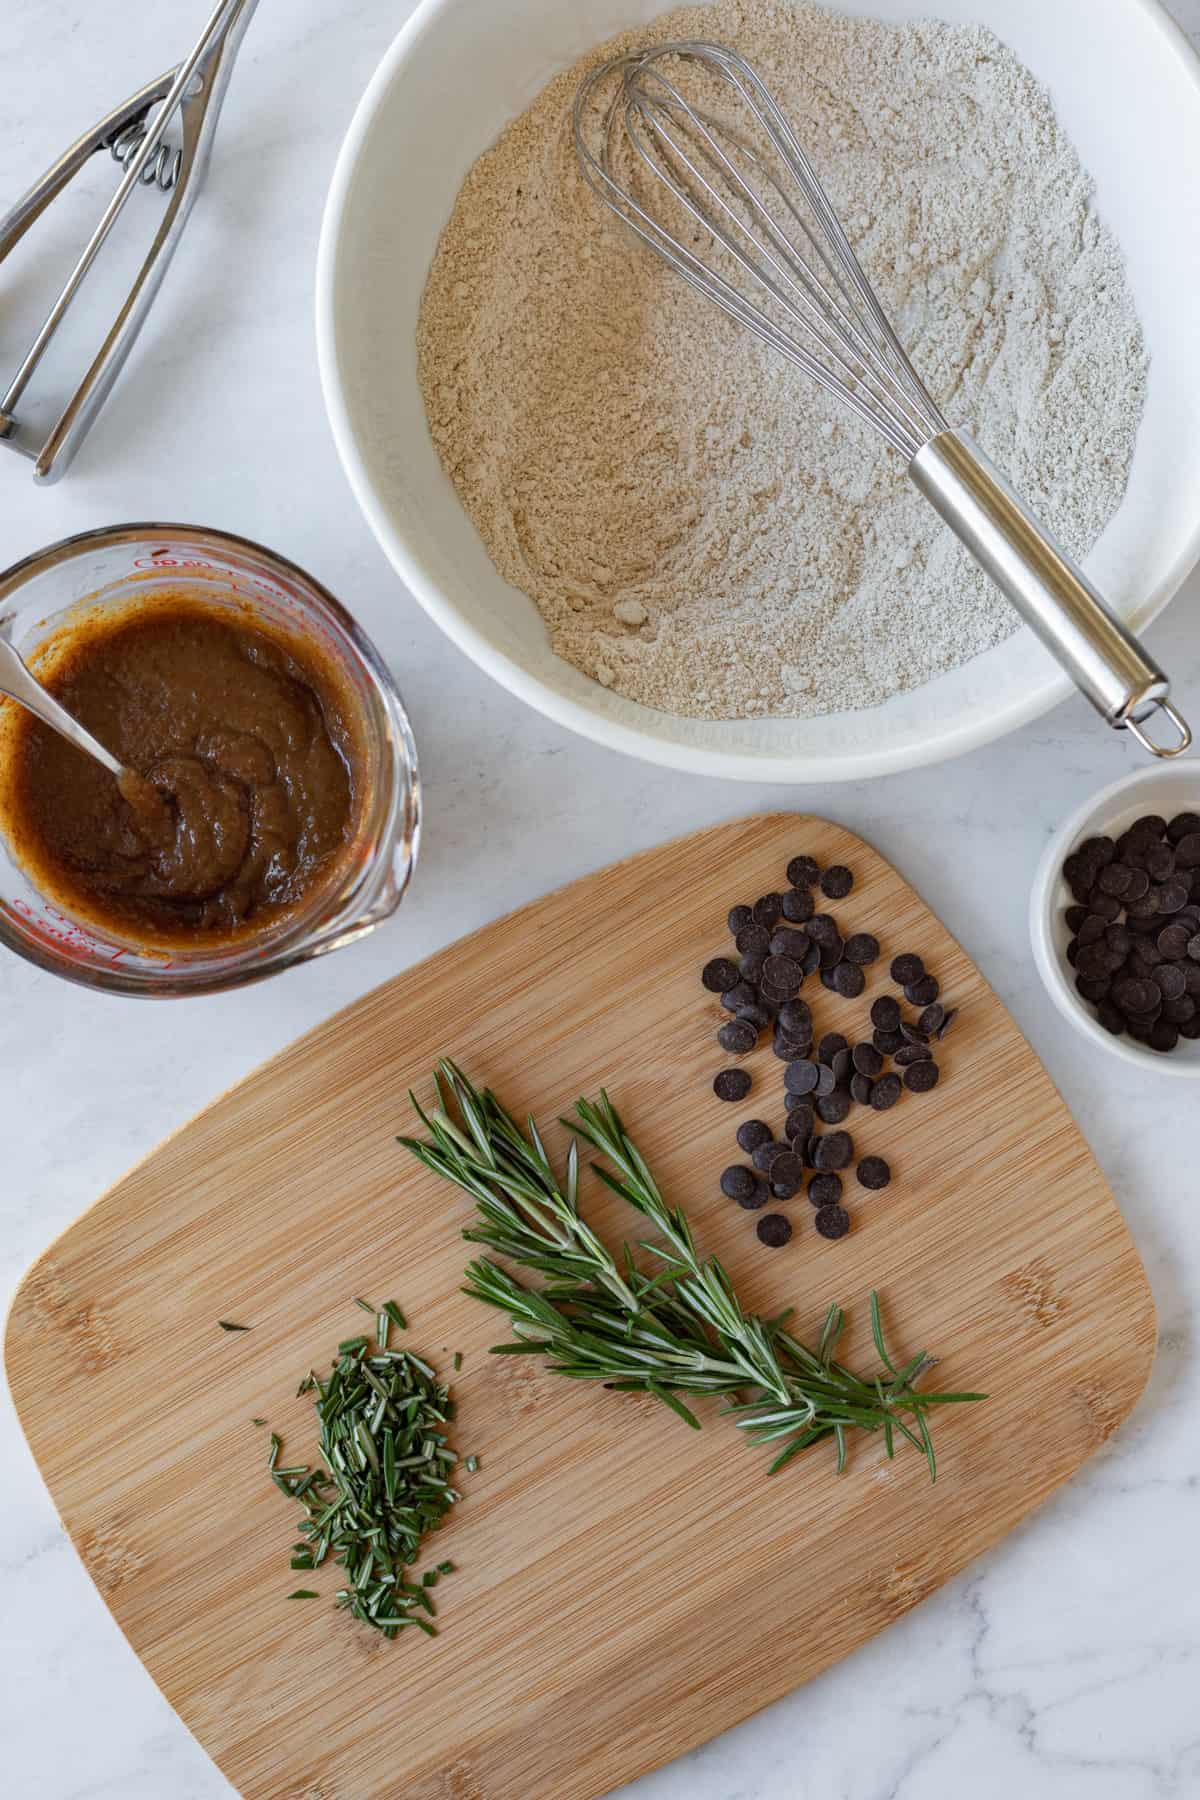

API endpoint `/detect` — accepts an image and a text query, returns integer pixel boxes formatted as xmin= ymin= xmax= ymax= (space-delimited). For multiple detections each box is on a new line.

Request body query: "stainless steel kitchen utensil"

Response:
xmin=0 ymin=0 xmax=259 ymax=484
xmin=0 ymin=635 xmax=125 ymax=780
xmin=575 ymin=42 xmax=1191 ymax=758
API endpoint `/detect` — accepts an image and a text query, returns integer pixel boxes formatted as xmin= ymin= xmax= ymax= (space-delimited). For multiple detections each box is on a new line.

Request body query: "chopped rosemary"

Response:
xmin=287 ymin=1589 xmax=318 ymax=1599
xmin=218 ymin=1320 xmax=250 ymax=1332
xmin=400 ymin=1062 xmax=985 ymax=1481
xmin=453 ymin=1352 xmax=463 ymax=1371
xmin=263 ymin=1303 xmax=473 ymax=1640
xmin=251 ymin=1418 xmax=266 ymax=1428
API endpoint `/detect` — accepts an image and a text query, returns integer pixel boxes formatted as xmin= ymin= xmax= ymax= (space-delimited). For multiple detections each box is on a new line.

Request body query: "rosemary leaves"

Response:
xmin=400 ymin=1063 xmax=984 ymax=1479
xmin=264 ymin=1304 xmax=467 ymax=1638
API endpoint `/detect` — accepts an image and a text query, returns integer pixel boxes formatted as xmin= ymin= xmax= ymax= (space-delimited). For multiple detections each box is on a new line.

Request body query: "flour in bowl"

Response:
xmin=417 ymin=0 xmax=1147 ymax=721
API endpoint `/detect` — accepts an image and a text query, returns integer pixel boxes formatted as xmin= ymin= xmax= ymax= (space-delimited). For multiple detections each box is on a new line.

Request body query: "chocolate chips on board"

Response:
xmin=702 ymin=847 xmax=960 ymax=1247
xmin=1060 ymin=811 xmax=1200 ymax=1053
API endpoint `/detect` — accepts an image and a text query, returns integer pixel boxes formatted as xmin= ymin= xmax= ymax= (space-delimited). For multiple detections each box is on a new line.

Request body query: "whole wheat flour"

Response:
xmin=417 ymin=0 xmax=1147 ymax=720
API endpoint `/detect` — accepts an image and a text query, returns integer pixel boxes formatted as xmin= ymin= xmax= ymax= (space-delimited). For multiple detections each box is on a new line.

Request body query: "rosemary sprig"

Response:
xmin=399 ymin=1062 xmax=984 ymax=1478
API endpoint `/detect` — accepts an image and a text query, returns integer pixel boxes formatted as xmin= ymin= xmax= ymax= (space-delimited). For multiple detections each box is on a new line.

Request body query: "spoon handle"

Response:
xmin=0 ymin=637 xmax=123 ymax=778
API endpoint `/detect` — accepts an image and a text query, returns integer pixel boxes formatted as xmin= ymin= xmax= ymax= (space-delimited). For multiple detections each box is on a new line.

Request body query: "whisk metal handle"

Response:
xmin=910 ymin=431 xmax=1191 ymax=757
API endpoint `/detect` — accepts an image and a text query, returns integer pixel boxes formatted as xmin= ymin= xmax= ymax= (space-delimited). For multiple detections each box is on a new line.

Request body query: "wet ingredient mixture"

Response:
xmin=0 ymin=600 xmax=364 ymax=946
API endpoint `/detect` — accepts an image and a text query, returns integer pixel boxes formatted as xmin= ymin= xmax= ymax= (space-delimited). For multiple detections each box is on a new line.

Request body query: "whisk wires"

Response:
xmin=574 ymin=42 xmax=949 ymax=459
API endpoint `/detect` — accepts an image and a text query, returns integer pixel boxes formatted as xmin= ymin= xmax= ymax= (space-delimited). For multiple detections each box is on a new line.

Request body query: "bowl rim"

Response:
xmin=315 ymin=0 xmax=1200 ymax=784
xmin=1029 ymin=761 xmax=1200 ymax=1077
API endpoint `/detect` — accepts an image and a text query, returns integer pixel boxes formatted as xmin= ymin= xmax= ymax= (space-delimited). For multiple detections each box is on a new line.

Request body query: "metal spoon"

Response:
xmin=0 ymin=636 xmax=166 ymax=823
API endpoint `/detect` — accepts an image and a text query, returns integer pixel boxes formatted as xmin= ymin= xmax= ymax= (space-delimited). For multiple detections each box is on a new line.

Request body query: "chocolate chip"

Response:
xmin=1096 ymin=1000 xmax=1126 ymax=1036
xmin=1155 ymin=964 xmax=1187 ymax=1002
xmin=1097 ymin=863 xmax=1133 ymax=896
xmin=702 ymin=957 xmax=741 ymax=993
xmin=1157 ymin=879 xmax=1189 ymax=914
xmin=718 ymin=1018 xmax=758 ymax=1054
xmin=850 ymin=1072 xmax=874 ymax=1105
xmin=905 ymin=975 xmax=940 ymax=1007
xmin=778 ymin=999 xmax=812 ymax=1036
xmin=772 ymin=1034 xmax=805 ymax=1061
xmin=1124 ymin=868 xmax=1151 ymax=902
xmin=814 ymin=1063 xmax=838 ymax=1097
xmin=721 ymin=980 xmax=758 ymax=1012
xmin=1087 ymin=891 xmax=1123 ymax=923
xmin=769 ymin=928 xmax=809 ymax=959
xmin=873 ymin=1027 xmax=903 ymax=1055
xmin=818 ymin=1090 xmax=852 ymax=1124
xmin=1167 ymin=813 xmax=1200 ymax=845
xmin=784 ymin=1102 xmax=815 ymax=1139
xmin=727 ymin=905 xmax=752 ymax=936
xmin=753 ymin=893 xmax=784 ymax=927
xmin=736 ymin=1179 xmax=770 ymax=1211
xmin=784 ymin=1059 xmax=819 ymax=1095
xmin=818 ymin=936 xmax=846 ymax=970
xmin=1191 ymin=936 xmax=1200 ymax=962
xmin=1164 ymin=995 xmax=1196 ymax=1024
xmin=740 ymin=951 xmax=767 ymax=982
xmin=752 ymin=1140 xmax=787 ymax=1173
xmin=832 ymin=961 xmax=865 ymax=997
xmin=814 ymin=1204 xmax=850 ymax=1239
xmin=818 ymin=1031 xmax=849 ymax=1064
xmin=720 ymin=1165 xmax=758 ymax=1200
xmin=1112 ymin=975 xmax=1161 ymax=1015
xmin=1126 ymin=890 xmax=1161 ymax=921
xmin=870 ymin=1071 xmax=903 ymax=1108
xmin=805 ymin=913 xmax=841 ymax=945
xmin=757 ymin=1212 xmax=792 ymax=1247
xmin=843 ymin=933 xmax=880 ymax=965
xmin=768 ymin=1152 xmax=804 ymax=1196
xmin=736 ymin=1119 xmax=773 ymax=1153
xmin=808 ymin=1173 xmax=843 ymax=1207
xmin=820 ymin=864 xmax=853 ymax=899
xmin=900 ymin=1021 xmax=929 ymax=1045
xmin=786 ymin=855 xmax=819 ymax=887
xmin=903 ymin=1061 xmax=940 ymax=1093
xmin=814 ymin=1129 xmax=853 ymax=1171
xmin=762 ymin=954 xmax=802 ymax=994
xmin=893 ymin=1043 xmax=932 ymax=1066
xmin=852 ymin=1042 xmax=883 ymax=1077
xmin=801 ymin=941 xmax=821 ymax=976
xmin=1076 ymin=914 xmax=1107 ymax=946
xmin=1158 ymin=922 xmax=1192 ymax=960
xmin=830 ymin=1047 xmax=853 ymax=1085
xmin=870 ymin=995 xmax=902 ymax=1032
xmin=890 ymin=953 xmax=924 ymax=986
xmin=1149 ymin=1020 xmax=1180 ymax=1054
xmin=856 ymin=1156 xmax=891 ymax=1190
xmin=735 ymin=922 xmax=771 ymax=957
xmin=714 ymin=1069 xmax=751 ymax=1102
xmin=916 ymin=1002 xmax=945 ymax=1036
xmin=781 ymin=886 xmax=814 ymax=923
xmin=738 ymin=1004 xmax=773 ymax=1031
xmin=1075 ymin=974 xmax=1111 ymax=1005
xmin=1064 ymin=904 xmax=1089 ymax=933
xmin=1146 ymin=844 xmax=1176 ymax=880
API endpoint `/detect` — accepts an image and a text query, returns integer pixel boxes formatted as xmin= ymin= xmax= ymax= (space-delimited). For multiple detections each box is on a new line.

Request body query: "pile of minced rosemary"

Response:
xmin=264 ymin=1299 xmax=473 ymax=1639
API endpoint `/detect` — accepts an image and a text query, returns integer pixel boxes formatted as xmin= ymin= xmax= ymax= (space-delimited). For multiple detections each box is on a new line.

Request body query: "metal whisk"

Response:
xmin=574 ymin=42 xmax=1191 ymax=758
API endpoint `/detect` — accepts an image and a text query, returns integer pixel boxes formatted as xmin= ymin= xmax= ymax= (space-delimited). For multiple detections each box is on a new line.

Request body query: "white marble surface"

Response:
xmin=2 ymin=1 xmax=1199 ymax=1795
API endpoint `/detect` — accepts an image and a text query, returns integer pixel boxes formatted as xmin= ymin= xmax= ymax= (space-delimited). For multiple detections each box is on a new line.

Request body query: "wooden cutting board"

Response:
xmin=6 ymin=814 xmax=1155 ymax=1800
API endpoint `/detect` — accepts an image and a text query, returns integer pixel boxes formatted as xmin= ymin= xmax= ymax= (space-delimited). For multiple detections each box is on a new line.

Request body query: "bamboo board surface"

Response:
xmin=6 ymin=813 xmax=1155 ymax=1800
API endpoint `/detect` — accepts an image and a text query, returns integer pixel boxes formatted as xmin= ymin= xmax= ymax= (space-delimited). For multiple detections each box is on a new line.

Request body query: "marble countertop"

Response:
xmin=3 ymin=2 xmax=1200 ymax=1795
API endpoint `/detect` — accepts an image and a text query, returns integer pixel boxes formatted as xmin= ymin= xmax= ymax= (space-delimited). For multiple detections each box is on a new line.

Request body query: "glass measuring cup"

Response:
xmin=0 ymin=523 xmax=420 ymax=995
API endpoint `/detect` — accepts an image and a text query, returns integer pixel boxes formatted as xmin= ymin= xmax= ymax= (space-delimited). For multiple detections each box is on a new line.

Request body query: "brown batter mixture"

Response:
xmin=0 ymin=598 xmax=366 ymax=947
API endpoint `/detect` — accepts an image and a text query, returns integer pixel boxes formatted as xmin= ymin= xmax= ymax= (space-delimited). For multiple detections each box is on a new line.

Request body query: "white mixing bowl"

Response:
xmin=317 ymin=0 xmax=1200 ymax=782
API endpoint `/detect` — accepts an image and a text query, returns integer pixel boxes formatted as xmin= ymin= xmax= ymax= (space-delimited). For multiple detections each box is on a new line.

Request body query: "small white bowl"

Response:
xmin=1030 ymin=762 xmax=1200 ymax=1074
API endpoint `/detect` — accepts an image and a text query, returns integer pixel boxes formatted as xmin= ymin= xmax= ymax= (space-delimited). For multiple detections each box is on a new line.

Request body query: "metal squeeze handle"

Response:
xmin=909 ymin=430 xmax=1191 ymax=758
